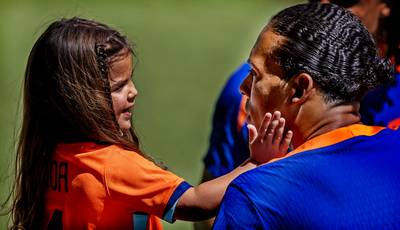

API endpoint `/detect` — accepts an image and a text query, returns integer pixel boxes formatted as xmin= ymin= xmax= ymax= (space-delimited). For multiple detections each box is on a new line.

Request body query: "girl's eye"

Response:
xmin=112 ymin=83 xmax=124 ymax=92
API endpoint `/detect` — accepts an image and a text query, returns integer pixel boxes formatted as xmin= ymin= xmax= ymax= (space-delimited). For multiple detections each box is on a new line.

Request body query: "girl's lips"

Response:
xmin=122 ymin=104 xmax=134 ymax=113
xmin=122 ymin=104 xmax=134 ymax=118
xmin=122 ymin=111 xmax=132 ymax=119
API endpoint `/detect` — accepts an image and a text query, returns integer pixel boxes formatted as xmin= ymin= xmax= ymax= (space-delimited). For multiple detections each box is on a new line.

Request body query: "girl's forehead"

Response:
xmin=108 ymin=53 xmax=133 ymax=81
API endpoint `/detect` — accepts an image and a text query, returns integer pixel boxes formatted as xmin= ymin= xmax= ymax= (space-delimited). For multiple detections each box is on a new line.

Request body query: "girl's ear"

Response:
xmin=289 ymin=73 xmax=314 ymax=104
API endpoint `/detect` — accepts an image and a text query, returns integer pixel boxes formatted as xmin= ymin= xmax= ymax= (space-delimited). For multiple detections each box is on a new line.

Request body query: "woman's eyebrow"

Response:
xmin=246 ymin=59 xmax=259 ymax=74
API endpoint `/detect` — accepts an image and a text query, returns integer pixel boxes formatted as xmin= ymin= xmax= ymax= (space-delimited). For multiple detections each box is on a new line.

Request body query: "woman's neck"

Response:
xmin=291 ymin=102 xmax=361 ymax=149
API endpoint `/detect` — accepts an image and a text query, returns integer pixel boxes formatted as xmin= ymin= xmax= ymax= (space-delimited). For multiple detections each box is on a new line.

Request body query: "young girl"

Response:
xmin=10 ymin=17 xmax=292 ymax=229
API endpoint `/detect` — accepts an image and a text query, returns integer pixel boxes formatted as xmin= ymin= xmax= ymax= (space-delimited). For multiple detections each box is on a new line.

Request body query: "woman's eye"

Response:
xmin=251 ymin=70 xmax=257 ymax=80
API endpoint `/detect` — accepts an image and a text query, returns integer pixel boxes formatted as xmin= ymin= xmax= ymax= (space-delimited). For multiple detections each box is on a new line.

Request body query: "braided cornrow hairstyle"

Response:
xmin=267 ymin=3 xmax=394 ymax=104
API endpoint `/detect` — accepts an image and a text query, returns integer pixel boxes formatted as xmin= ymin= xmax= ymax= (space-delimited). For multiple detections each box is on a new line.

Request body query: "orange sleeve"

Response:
xmin=104 ymin=147 xmax=187 ymax=219
xmin=388 ymin=118 xmax=400 ymax=130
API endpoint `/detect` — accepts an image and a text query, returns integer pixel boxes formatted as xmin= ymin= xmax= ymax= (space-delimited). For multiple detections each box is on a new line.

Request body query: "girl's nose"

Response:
xmin=128 ymin=81 xmax=138 ymax=101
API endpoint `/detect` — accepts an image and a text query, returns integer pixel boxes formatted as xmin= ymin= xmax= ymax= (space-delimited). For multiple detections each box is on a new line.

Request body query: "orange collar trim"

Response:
xmin=269 ymin=124 xmax=385 ymax=163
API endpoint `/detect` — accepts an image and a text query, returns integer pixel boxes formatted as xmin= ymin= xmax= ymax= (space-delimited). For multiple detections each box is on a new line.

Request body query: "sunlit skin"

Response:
xmin=241 ymin=28 xmax=361 ymax=149
xmin=108 ymin=52 xmax=138 ymax=132
xmin=241 ymin=30 xmax=291 ymax=130
xmin=239 ymin=30 xmax=294 ymax=158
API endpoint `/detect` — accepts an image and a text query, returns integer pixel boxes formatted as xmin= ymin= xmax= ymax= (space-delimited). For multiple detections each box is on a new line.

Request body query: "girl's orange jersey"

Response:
xmin=45 ymin=142 xmax=191 ymax=230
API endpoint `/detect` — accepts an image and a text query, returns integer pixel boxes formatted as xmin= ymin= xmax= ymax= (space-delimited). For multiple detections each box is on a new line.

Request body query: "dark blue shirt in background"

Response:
xmin=203 ymin=63 xmax=251 ymax=177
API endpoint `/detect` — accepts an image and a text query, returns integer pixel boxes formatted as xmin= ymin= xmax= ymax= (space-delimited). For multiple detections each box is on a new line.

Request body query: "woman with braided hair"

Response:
xmin=214 ymin=3 xmax=399 ymax=229
xmin=8 ymin=17 xmax=292 ymax=229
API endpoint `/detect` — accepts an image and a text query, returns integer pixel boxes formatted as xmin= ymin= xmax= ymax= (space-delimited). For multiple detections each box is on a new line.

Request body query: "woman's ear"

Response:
xmin=290 ymin=73 xmax=314 ymax=104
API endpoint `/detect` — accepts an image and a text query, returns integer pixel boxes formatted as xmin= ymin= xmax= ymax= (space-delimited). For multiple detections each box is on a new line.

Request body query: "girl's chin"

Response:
xmin=119 ymin=128 xmax=130 ymax=137
xmin=118 ymin=122 xmax=131 ymax=132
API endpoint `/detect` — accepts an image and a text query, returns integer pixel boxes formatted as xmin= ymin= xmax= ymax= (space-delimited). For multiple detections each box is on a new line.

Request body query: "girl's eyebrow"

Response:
xmin=110 ymin=79 xmax=129 ymax=91
xmin=112 ymin=79 xmax=128 ymax=85
xmin=110 ymin=70 xmax=133 ymax=85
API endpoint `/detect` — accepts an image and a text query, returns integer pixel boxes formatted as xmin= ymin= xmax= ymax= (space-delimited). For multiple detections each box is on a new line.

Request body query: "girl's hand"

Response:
xmin=247 ymin=111 xmax=293 ymax=164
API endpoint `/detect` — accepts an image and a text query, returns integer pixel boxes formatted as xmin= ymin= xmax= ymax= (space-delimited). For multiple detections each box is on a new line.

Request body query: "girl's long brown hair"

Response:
xmin=10 ymin=17 xmax=149 ymax=229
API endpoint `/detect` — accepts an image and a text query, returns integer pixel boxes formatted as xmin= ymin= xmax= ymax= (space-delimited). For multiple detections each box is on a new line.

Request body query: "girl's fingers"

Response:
xmin=258 ymin=113 xmax=272 ymax=143
xmin=265 ymin=111 xmax=281 ymax=144
xmin=279 ymin=130 xmax=293 ymax=153
xmin=272 ymin=118 xmax=285 ymax=145
xmin=249 ymin=110 xmax=293 ymax=164
xmin=247 ymin=124 xmax=258 ymax=144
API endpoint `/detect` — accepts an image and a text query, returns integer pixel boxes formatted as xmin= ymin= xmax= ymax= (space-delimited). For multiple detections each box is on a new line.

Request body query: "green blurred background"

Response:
xmin=0 ymin=0 xmax=302 ymax=229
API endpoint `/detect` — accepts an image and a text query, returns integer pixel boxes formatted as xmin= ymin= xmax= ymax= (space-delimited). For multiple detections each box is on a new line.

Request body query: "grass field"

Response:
xmin=0 ymin=0 xmax=301 ymax=229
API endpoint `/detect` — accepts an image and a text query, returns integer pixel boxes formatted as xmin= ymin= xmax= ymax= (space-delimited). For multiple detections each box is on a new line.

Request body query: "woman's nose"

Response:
xmin=240 ymin=74 xmax=252 ymax=96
